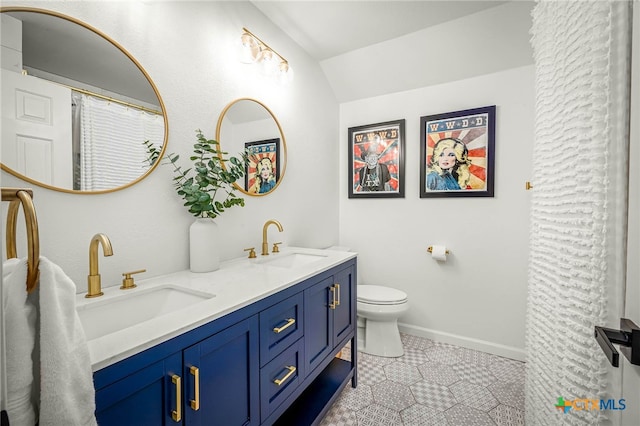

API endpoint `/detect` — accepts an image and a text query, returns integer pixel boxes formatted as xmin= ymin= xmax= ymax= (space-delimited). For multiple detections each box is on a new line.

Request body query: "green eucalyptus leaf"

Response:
xmin=164 ymin=129 xmax=249 ymax=220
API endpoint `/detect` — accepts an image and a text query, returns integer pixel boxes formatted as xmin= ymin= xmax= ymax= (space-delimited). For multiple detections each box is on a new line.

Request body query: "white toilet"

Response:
xmin=357 ymin=285 xmax=409 ymax=357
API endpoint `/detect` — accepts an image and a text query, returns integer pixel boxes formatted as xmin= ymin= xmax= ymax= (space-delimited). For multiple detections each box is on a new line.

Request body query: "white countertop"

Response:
xmin=76 ymin=247 xmax=357 ymax=371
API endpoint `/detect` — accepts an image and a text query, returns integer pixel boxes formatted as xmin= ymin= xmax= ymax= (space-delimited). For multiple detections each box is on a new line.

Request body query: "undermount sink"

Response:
xmin=77 ymin=285 xmax=215 ymax=340
xmin=257 ymin=252 xmax=327 ymax=268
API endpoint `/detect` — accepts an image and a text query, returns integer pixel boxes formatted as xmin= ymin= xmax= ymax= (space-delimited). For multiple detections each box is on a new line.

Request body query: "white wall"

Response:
xmin=1 ymin=1 xmax=340 ymax=290
xmin=0 ymin=13 xmax=22 ymax=73
xmin=322 ymin=1 xmax=534 ymax=103
xmin=339 ymin=65 xmax=534 ymax=359
xmin=1 ymin=0 xmax=534 ymax=361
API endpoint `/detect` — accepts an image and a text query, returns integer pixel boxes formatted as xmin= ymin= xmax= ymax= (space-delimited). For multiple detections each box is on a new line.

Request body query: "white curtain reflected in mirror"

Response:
xmin=72 ymin=93 xmax=163 ymax=191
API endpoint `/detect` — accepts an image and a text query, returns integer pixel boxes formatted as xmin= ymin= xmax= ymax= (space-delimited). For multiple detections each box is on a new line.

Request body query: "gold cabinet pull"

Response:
xmin=273 ymin=366 xmax=296 ymax=386
xmin=334 ymin=283 xmax=341 ymax=306
xmin=189 ymin=366 xmax=200 ymax=411
xmin=273 ymin=318 xmax=295 ymax=334
xmin=329 ymin=286 xmax=336 ymax=310
xmin=171 ymin=374 xmax=182 ymax=422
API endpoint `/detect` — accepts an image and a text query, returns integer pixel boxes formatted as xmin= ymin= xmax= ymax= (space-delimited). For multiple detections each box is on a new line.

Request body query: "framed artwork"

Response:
xmin=244 ymin=138 xmax=280 ymax=194
xmin=419 ymin=105 xmax=495 ymax=198
xmin=348 ymin=119 xmax=405 ymax=198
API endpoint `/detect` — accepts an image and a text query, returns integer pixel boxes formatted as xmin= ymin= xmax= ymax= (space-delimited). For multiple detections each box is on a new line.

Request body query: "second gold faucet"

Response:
xmin=86 ymin=233 xmax=113 ymax=298
xmin=262 ymin=220 xmax=283 ymax=256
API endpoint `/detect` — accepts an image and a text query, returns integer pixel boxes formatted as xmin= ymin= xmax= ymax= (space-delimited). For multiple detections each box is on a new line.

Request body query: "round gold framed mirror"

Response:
xmin=216 ymin=98 xmax=286 ymax=196
xmin=0 ymin=7 xmax=168 ymax=194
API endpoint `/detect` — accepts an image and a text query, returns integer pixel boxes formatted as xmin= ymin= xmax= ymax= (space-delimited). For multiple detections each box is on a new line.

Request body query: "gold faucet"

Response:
xmin=262 ymin=220 xmax=283 ymax=256
xmin=86 ymin=233 xmax=113 ymax=298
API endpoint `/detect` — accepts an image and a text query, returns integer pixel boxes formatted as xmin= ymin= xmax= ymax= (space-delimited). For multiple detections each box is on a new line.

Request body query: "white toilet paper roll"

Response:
xmin=431 ymin=245 xmax=447 ymax=261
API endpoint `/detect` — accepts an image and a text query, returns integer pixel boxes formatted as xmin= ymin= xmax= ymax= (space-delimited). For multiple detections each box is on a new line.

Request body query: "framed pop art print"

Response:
xmin=419 ymin=106 xmax=495 ymax=198
xmin=348 ymin=119 xmax=405 ymax=198
xmin=244 ymin=138 xmax=280 ymax=195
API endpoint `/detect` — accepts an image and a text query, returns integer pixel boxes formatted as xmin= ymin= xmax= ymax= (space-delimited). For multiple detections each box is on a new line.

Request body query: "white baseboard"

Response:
xmin=398 ymin=323 xmax=526 ymax=362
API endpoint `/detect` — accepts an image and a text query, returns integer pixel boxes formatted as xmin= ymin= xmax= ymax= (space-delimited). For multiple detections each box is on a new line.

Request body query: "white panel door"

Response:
xmin=1 ymin=70 xmax=72 ymax=187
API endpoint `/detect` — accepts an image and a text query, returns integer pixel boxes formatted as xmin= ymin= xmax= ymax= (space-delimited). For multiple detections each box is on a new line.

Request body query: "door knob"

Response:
xmin=594 ymin=318 xmax=640 ymax=367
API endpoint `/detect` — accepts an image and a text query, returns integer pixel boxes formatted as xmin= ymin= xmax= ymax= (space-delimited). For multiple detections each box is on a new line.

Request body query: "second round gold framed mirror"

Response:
xmin=216 ymin=98 xmax=286 ymax=196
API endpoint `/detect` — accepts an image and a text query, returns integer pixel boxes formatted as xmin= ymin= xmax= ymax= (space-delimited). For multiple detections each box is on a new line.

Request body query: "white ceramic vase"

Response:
xmin=189 ymin=218 xmax=220 ymax=273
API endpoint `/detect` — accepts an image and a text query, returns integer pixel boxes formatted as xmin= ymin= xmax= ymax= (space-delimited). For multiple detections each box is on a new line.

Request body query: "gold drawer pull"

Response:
xmin=171 ymin=374 xmax=182 ymax=422
xmin=273 ymin=365 xmax=296 ymax=386
xmin=190 ymin=366 xmax=200 ymax=411
xmin=273 ymin=318 xmax=296 ymax=334
xmin=334 ymin=283 xmax=341 ymax=306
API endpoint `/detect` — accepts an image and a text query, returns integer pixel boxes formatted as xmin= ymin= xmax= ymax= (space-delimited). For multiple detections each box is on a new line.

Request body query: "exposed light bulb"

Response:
xmin=278 ymin=62 xmax=293 ymax=84
xmin=239 ymin=32 xmax=259 ymax=64
xmin=260 ymin=50 xmax=278 ymax=76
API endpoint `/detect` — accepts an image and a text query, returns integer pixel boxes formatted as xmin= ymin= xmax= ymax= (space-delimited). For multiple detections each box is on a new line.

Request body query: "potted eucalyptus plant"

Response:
xmin=160 ymin=129 xmax=249 ymax=272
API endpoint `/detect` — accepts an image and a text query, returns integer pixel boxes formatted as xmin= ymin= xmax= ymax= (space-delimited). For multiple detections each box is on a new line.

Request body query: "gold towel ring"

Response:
xmin=3 ymin=188 xmax=40 ymax=292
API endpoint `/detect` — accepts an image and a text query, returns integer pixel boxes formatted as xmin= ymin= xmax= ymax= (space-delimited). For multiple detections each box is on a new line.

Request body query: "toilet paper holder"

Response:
xmin=427 ymin=246 xmax=450 ymax=255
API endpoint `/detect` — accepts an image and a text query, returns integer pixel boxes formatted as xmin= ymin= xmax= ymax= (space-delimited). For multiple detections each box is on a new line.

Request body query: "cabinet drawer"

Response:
xmin=259 ymin=293 xmax=304 ymax=366
xmin=260 ymin=338 xmax=304 ymax=422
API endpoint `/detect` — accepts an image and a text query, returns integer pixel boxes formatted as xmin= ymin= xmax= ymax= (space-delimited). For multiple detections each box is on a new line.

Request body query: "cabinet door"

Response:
xmin=333 ymin=265 xmax=355 ymax=345
xmin=95 ymin=351 xmax=182 ymax=426
xmin=304 ymin=276 xmax=334 ymax=375
xmin=183 ymin=316 xmax=259 ymax=426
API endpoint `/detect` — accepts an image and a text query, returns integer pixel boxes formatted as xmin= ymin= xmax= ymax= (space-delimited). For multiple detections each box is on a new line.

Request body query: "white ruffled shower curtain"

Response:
xmin=79 ymin=94 xmax=164 ymax=191
xmin=526 ymin=1 xmax=632 ymax=425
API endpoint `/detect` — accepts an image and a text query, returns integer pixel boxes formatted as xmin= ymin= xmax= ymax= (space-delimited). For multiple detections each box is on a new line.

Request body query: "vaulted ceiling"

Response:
xmin=253 ymin=1 xmax=534 ymax=103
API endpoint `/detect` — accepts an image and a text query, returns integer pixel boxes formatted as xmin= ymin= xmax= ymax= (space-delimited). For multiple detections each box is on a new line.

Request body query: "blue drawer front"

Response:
xmin=259 ymin=293 xmax=304 ymax=366
xmin=260 ymin=338 xmax=305 ymax=422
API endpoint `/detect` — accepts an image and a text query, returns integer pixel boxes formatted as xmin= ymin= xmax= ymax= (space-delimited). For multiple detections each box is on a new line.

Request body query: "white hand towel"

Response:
xmin=36 ymin=257 xmax=97 ymax=426
xmin=2 ymin=258 xmax=37 ymax=426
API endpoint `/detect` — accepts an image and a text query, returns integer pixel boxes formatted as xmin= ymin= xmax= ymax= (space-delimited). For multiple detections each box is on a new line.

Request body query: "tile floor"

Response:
xmin=320 ymin=333 xmax=525 ymax=426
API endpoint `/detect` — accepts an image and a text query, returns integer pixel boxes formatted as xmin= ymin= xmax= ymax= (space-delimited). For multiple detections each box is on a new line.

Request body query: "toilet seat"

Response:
xmin=358 ymin=285 xmax=407 ymax=305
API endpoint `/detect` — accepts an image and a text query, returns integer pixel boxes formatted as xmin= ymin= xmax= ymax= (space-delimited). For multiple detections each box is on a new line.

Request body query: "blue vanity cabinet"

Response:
xmin=93 ymin=257 xmax=357 ymax=426
xmin=94 ymin=316 xmax=259 ymax=426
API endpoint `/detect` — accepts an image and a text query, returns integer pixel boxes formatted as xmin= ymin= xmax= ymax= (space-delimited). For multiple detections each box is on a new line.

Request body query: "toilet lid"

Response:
xmin=357 ymin=285 xmax=408 ymax=305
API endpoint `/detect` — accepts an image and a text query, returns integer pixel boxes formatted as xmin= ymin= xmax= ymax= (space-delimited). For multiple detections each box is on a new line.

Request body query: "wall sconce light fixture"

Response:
xmin=240 ymin=27 xmax=292 ymax=81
